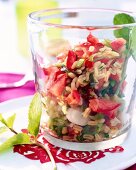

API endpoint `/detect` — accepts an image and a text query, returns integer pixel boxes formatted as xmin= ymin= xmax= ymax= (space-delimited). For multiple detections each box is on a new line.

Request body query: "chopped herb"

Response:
xmin=100 ymin=88 xmax=108 ymax=97
xmin=82 ymin=125 xmax=97 ymax=135
xmin=99 ymin=65 xmax=104 ymax=70
xmin=83 ymin=80 xmax=88 ymax=83
xmin=104 ymin=133 xmax=109 ymax=138
xmin=95 ymin=113 xmax=104 ymax=120
xmin=96 ymin=123 xmax=103 ymax=132
xmin=47 ymin=117 xmax=67 ymax=132
xmin=100 ymin=79 xmax=116 ymax=97
xmin=81 ymin=100 xmax=88 ymax=111
xmin=89 ymin=73 xmax=95 ymax=87
xmin=80 ymin=88 xmax=87 ymax=95
xmin=76 ymin=135 xmax=84 ymax=142
xmin=110 ymin=79 xmax=116 ymax=87
xmin=55 ymin=62 xmax=65 ymax=68
xmin=55 ymin=126 xmax=63 ymax=137
xmin=76 ymin=59 xmax=84 ymax=68
xmin=50 ymin=117 xmax=67 ymax=128
xmin=103 ymin=39 xmax=111 ymax=47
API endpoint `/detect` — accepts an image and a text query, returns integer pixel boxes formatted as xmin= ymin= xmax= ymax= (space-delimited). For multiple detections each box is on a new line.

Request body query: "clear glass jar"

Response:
xmin=28 ymin=8 xmax=136 ymax=151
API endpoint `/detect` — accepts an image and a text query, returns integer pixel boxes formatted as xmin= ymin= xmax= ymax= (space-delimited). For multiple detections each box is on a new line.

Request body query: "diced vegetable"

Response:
xmin=110 ymin=79 xmax=116 ymax=87
xmin=76 ymin=59 xmax=84 ymax=68
xmin=82 ymin=125 xmax=97 ymax=135
xmin=87 ymin=33 xmax=99 ymax=45
xmin=65 ymin=90 xmax=82 ymax=106
xmin=85 ymin=59 xmax=94 ymax=68
xmin=49 ymin=73 xmax=66 ymax=97
xmin=43 ymin=66 xmax=59 ymax=76
xmin=89 ymin=98 xmax=121 ymax=118
xmin=81 ymin=42 xmax=91 ymax=49
xmin=104 ymin=133 xmax=109 ymax=138
xmin=41 ymin=32 xmax=127 ymax=142
xmin=111 ymin=38 xmax=126 ymax=52
xmin=66 ymin=50 xmax=77 ymax=70
xmin=93 ymin=43 xmax=104 ymax=53
xmin=103 ymin=39 xmax=111 ymax=47
xmin=95 ymin=113 xmax=104 ymax=120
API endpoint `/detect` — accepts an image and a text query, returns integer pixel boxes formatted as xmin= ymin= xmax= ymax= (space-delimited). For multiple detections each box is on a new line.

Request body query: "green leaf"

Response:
xmin=6 ymin=114 xmax=16 ymax=128
xmin=113 ymin=13 xmax=135 ymax=41
xmin=0 ymin=126 xmax=8 ymax=135
xmin=28 ymin=93 xmax=42 ymax=137
xmin=0 ymin=133 xmax=31 ymax=153
xmin=0 ymin=113 xmax=16 ymax=128
xmin=130 ymin=27 xmax=136 ymax=61
xmin=0 ymin=114 xmax=7 ymax=125
xmin=114 ymin=28 xmax=130 ymax=41
xmin=114 ymin=13 xmax=135 ymax=25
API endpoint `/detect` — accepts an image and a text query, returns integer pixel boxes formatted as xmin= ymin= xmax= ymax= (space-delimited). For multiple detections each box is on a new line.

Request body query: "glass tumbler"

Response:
xmin=28 ymin=8 xmax=136 ymax=151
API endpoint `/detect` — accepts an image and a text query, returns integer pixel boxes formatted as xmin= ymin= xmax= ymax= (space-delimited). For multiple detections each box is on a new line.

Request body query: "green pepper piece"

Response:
xmin=76 ymin=59 xmax=84 ymax=68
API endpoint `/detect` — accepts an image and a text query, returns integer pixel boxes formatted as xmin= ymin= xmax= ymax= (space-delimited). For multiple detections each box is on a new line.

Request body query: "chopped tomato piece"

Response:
xmin=49 ymin=73 xmax=66 ymax=97
xmin=111 ymin=38 xmax=126 ymax=52
xmin=110 ymin=74 xmax=120 ymax=82
xmin=43 ymin=66 xmax=65 ymax=96
xmin=81 ymin=42 xmax=92 ymax=49
xmin=93 ymin=43 xmax=104 ymax=53
xmin=89 ymin=98 xmax=121 ymax=118
xmin=66 ymin=50 xmax=77 ymax=70
xmin=73 ymin=90 xmax=81 ymax=101
xmin=65 ymin=90 xmax=82 ymax=106
xmin=68 ymin=127 xmax=75 ymax=136
xmin=85 ymin=59 xmax=94 ymax=69
xmin=96 ymin=78 xmax=105 ymax=89
xmin=116 ymin=57 xmax=125 ymax=63
xmin=55 ymin=70 xmax=64 ymax=80
xmin=56 ymin=52 xmax=68 ymax=62
xmin=75 ymin=49 xmax=84 ymax=58
xmin=100 ymin=58 xmax=111 ymax=64
xmin=43 ymin=66 xmax=59 ymax=76
xmin=87 ymin=33 xmax=99 ymax=45
xmin=44 ymin=67 xmax=59 ymax=92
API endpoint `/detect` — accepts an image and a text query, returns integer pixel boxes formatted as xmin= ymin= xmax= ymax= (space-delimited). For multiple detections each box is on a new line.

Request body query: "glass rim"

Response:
xmin=28 ymin=8 xmax=136 ymax=29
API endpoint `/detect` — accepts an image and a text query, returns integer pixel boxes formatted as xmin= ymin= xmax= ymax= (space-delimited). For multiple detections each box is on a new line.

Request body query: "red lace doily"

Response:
xmin=13 ymin=134 xmax=124 ymax=164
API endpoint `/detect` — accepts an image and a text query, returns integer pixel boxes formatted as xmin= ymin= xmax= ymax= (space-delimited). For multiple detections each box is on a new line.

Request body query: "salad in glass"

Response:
xmin=41 ymin=33 xmax=126 ymax=142
xmin=28 ymin=8 xmax=136 ymax=150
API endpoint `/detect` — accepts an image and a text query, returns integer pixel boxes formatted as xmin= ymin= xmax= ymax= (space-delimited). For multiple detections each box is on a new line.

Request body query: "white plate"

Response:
xmin=0 ymin=96 xmax=136 ymax=170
